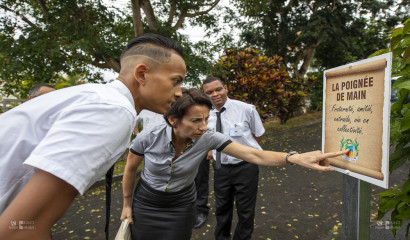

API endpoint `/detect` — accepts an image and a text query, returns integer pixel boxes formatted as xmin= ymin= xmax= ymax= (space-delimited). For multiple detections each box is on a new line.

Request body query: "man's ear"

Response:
xmin=224 ymin=84 xmax=228 ymax=93
xmin=133 ymin=64 xmax=150 ymax=86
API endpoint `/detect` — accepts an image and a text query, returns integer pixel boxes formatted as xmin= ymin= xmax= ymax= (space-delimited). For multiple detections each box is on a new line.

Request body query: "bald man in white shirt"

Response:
xmin=0 ymin=33 xmax=186 ymax=239
xmin=28 ymin=83 xmax=56 ymax=99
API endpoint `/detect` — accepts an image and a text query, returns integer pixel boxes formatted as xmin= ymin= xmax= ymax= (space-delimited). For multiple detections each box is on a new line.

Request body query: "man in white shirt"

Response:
xmin=28 ymin=83 xmax=56 ymax=99
xmin=199 ymin=76 xmax=264 ymax=240
xmin=134 ymin=109 xmax=165 ymax=135
xmin=0 ymin=33 xmax=186 ymax=239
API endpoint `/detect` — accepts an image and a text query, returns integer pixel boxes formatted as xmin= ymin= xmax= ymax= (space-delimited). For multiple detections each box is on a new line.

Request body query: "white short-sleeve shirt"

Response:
xmin=0 ymin=80 xmax=136 ymax=213
xmin=135 ymin=110 xmax=165 ymax=132
xmin=207 ymin=98 xmax=265 ymax=165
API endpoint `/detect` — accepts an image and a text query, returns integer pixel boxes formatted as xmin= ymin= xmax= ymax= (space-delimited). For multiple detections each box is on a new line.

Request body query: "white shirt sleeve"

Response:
xmin=23 ymin=103 xmax=134 ymax=194
xmin=248 ymin=105 xmax=265 ymax=137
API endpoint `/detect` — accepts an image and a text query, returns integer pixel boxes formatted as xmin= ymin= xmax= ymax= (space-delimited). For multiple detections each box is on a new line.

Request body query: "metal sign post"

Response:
xmin=342 ymin=175 xmax=371 ymax=240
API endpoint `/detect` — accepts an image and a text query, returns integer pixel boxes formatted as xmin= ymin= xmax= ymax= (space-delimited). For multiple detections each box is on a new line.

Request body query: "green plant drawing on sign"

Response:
xmin=339 ymin=137 xmax=359 ymax=157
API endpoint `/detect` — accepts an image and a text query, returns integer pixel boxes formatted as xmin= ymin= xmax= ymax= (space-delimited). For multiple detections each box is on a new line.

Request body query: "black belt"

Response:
xmin=221 ymin=161 xmax=248 ymax=167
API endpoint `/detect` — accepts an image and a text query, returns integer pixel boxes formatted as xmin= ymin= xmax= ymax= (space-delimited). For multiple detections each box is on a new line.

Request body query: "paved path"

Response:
xmin=51 ymin=123 xmax=409 ymax=240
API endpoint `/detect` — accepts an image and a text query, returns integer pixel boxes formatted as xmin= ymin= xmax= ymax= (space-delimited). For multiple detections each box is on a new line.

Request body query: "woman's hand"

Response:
xmin=288 ymin=149 xmax=350 ymax=173
xmin=120 ymin=206 xmax=134 ymax=224
xmin=206 ymin=150 xmax=213 ymax=160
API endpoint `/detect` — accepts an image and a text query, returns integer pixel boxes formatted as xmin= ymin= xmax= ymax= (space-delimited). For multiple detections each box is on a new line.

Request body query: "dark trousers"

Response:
xmin=194 ymin=156 xmax=210 ymax=215
xmin=214 ymin=161 xmax=259 ymax=240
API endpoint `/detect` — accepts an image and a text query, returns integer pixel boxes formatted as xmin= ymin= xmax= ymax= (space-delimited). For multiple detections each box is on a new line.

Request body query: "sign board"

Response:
xmin=322 ymin=53 xmax=392 ymax=188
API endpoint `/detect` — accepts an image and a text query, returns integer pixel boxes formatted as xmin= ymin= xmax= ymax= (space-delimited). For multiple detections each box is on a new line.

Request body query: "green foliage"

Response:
xmin=277 ymin=74 xmax=317 ymax=124
xmin=306 ymin=71 xmax=323 ymax=111
xmin=55 ymin=74 xmax=87 ymax=90
xmin=372 ymin=18 xmax=410 ymax=238
xmin=0 ymin=0 xmax=218 ymax=97
xmin=231 ymin=0 xmax=407 ymax=77
xmin=211 ymin=48 xmax=315 ymax=123
xmin=227 ymin=0 xmax=407 ymax=117
xmin=0 ymin=0 xmax=126 ymax=98
xmin=377 ymin=177 xmax=410 ymax=238
xmin=173 ymin=34 xmax=214 ymax=87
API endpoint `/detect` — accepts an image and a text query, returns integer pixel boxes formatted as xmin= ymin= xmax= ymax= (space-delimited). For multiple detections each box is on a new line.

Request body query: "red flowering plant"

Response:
xmin=211 ymin=48 xmax=315 ymax=123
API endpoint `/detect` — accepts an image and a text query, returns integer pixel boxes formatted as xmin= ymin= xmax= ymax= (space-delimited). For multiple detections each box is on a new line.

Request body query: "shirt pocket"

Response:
xmin=229 ymin=122 xmax=247 ymax=144
xmin=230 ymin=121 xmax=250 ymax=136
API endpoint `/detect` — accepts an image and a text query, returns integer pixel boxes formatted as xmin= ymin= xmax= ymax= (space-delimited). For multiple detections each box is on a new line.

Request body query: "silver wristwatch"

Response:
xmin=285 ymin=151 xmax=298 ymax=165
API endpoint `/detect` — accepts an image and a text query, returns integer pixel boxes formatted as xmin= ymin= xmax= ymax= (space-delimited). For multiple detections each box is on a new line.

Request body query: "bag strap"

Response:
xmin=105 ymin=165 xmax=115 ymax=240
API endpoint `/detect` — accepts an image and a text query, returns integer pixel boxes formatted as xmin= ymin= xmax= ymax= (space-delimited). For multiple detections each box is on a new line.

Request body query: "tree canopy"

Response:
xmin=0 ymin=0 xmax=222 ymax=97
xmin=231 ymin=0 xmax=409 ymax=78
xmin=1 ymin=0 xmax=408 ymax=98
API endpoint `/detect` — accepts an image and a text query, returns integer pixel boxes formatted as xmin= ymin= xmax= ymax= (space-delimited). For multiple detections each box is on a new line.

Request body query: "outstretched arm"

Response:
xmin=222 ymin=142 xmax=349 ymax=172
xmin=0 ymin=169 xmax=78 ymax=240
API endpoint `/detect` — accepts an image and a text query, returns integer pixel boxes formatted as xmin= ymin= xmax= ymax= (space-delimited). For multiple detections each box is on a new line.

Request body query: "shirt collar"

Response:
xmin=165 ymin=124 xmax=197 ymax=148
xmin=211 ymin=97 xmax=231 ymax=112
xmin=109 ymin=80 xmax=135 ymax=109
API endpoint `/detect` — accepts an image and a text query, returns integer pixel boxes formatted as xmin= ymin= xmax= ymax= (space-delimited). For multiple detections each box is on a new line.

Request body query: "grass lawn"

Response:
xmin=263 ymin=110 xmax=322 ymax=133
xmin=112 ymin=160 xmax=129 ymax=176
xmin=112 ymin=111 xmax=323 ymax=176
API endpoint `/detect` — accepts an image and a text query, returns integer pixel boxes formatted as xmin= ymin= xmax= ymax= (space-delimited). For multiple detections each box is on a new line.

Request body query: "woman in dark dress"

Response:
xmin=120 ymin=88 xmax=347 ymax=240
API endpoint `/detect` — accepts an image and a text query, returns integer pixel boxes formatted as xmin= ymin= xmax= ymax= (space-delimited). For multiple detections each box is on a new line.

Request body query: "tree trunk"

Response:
xmin=296 ymin=43 xmax=319 ymax=78
xmin=140 ymin=0 xmax=157 ymax=30
xmin=131 ymin=0 xmax=144 ymax=36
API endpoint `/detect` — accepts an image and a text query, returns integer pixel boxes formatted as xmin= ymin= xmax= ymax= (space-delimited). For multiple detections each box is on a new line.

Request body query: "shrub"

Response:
xmin=212 ymin=48 xmax=315 ymax=123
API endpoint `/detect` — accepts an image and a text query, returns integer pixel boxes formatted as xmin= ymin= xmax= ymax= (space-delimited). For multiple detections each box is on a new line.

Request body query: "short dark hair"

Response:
xmin=120 ymin=33 xmax=184 ymax=65
xmin=164 ymin=88 xmax=212 ymax=126
xmin=28 ymin=83 xmax=55 ymax=98
xmin=202 ymin=76 xmax=224 ymax=87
